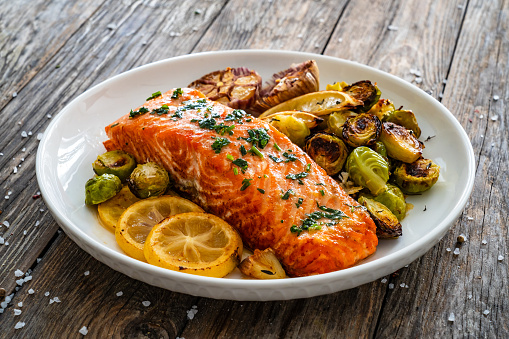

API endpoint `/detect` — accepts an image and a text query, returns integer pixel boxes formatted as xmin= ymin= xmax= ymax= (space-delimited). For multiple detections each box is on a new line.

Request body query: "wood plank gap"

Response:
xmin=189 ymin=0 xmax=231 ymax=53
xmin=320 ymin=0 xmax=351 ymax=55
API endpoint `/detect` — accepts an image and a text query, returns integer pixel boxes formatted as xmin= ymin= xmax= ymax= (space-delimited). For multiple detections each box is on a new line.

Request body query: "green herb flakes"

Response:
xmin=295 ymin=198 xmax=304 ymax=208
xmin=240 ymin=178 xmax=252 ymax=191
xmin=242 ymin=128 xmax=270 ymax=149
xmin=257 ymin=188 xmax=265 ymax=194
xmin=212 ymin=138 xmax=231 ymax=154
xmin=290 ymin=205 xmax=349 ymax=235
xmin=281 ymin=189 xmax=294 ymax=200
xmin=147 ymin=91 xmax=162 ymax=101
xmin=171 ymin=88 xmax=183 ymax=99
xmin=129 ymin=107 xmax=149 ymax=118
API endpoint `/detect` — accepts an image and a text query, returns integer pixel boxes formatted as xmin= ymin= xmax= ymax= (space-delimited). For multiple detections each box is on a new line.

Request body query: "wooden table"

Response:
xmin=0 ymin=0 xmax=507 ymax=337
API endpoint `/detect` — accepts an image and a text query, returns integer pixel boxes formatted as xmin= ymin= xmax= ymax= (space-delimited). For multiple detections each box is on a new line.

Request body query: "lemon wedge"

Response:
xmin=115 ymin=196 xmax=204 ymax=261
xmin=98 ymin=186 xmax=141 ymax=232
xmin=144 ymin=212 xmax=243 ymax=277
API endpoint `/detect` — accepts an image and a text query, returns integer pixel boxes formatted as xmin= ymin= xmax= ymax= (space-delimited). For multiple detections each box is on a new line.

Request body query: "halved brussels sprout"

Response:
xmin=252 ymin=60 xmax=320 ymax=114
xmin=260 ymin=91 xmax=363 ymax=117
xmin=361 ymin=183 xmax=406 ymax=221
xmin=379 ymin=122 xmax=423 ymax=163
xmin=85 ymin=174 xmax=122 ymax=205
xmin=392 ymin=158 xmax=440 ymax=194
xmin=342 ymin=80 xmax=381 ymax=113
xmin=304 ymin=133 xmax=348 ymax=176
xmin=372 ymin=141 xmax=388 ymax=159
xmin=367 ymin=98 xmax=395 ymax=121
xmin=326 ymin=111 xmax=358 ymax=136
xmin=268 ymin=114 xmax=310 ymax=148
xmin=127 ymin=162 xmax=170 ymax=199
xmin=93 ymin=150 xmax=136 ymax=182
xmin=261 ymin=111 xmax=323 ymax=129
xmin=342 ymin=113 xmax=382 ymax=147
xmin=345 ymin=146 xmax=390 ymax=195
xmin=358 ymin=196 xmax=402 ymax=238
xmin=383 ymin=109 xmax=421 ymax=138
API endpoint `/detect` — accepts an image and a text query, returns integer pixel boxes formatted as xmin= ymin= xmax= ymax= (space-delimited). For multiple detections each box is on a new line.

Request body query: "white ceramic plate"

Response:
xmin=36 ymin=50 xmax=475 ymax=301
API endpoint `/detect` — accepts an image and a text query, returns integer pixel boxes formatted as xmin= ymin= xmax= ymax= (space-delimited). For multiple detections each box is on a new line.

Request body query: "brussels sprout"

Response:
xmin=342 ymin=80 xmax=381 ymax=113
xmin=383 ymin=109 xmax=421 ymax=138
xmin=85 ymin=174 xmax=122 ymax=205
xmin=92 ymin=150 xmax=136 ymax=182
xmin=392 ymin=158 xmax=440 ymax=194
xmin=345 ymin=146 xmax=390 ymax=195
xmin=304 ymin=133 xmax=348 ymax=176
xmin=358 ymin=196 xmax=402 ymax=238
xmin=268 ymin=114 xmax=311 ymax=147
xmin=367 ymin=98 xmax=395 ymax=121
xmin=379 ymin=122 xmax=423 ymax=163
xmin=327 ymin=111 xmax=358 ymax=136
xmin=342 ymin=113 xmax=382 ymax=147
xmin=127 ymin=162 xmax=170 ymax=199
xmin=361 ymin=183 xmax=406 ymax=221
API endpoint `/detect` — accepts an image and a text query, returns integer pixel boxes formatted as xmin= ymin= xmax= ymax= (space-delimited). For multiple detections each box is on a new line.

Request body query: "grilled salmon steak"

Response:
xmin=104 ymin=88 xmax=377 ymax=276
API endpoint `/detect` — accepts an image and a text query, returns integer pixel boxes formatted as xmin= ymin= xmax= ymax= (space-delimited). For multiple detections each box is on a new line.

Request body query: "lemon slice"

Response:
xmin=144 ymin=212 xmax=243 ymax=277
xmin=259 ymin=111 xmax=323 ymax=129
xmin=116 ymin=196 xmax=204 ymax=261
xmin=98 ymin=186 xmax=141 ymax=232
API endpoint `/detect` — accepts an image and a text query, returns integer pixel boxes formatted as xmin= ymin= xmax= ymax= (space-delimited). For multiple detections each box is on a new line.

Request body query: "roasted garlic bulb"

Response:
xmin=239 ymin=248 xmax=287 ymax=279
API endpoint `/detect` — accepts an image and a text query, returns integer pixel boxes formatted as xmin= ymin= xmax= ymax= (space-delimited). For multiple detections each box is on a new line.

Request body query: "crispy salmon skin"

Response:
xmin=104 ymin=88 xmax=377 ymax=276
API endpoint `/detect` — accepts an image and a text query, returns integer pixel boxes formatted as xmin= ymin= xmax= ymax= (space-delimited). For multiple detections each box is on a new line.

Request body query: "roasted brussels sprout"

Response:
xmin=361 ymin=183 xmax=406 ymax=221
xmin=392 ymin=158 xmax=440 ymax=194
xmin=372 ymin=141 xmax=388 ymax=159
xmin=342 ymin=80 xmax=381 ymax=113
xmin=92 ymin=150 xmax=136 ymax=182
xmin=239 ymin=248 xmax=287 ymax=279
xmin=358 ymin=196 xmax=402 ymax=238
xmin=384 ymin=109 xmax=421 ymax=138
xmin=268 ymin=114 xmax=311 ymax=148
xmin=252 ymin=60 xmax=320 ymax=113
xmin=342 ymin=113 xmax=382 ymax=147
xmin=261 ymin=91 xmax=363 ymax=117
xmin=127 ymin=162 xmax=170 ymax=199
xmin=345 ymin=146 xmax=390 ymax=195
xmin=304 ymin=133 xmax=349 ymax=176
xmin=85 ymin=174 xmax=122 ymax=205
xmin=188 ymin=67 xmax=262 ymax=110
xmin=326 ymin=111 xmax=358 ymax=136
xmin=367 ymin=98 xmax=395 ymax=121
xmin=379 ymin=122 xmax=423 ymax=163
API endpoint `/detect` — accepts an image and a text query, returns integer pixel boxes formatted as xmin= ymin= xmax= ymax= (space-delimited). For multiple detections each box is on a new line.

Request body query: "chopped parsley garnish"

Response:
xmin=257 ymin=188 xmax=265 ymax=194
xmin=110 ymin=123 xmax=119 ymax=128
xmin=268 ymin=154 xmax=284 ymax=163
xmin=345 ymin=203 xmax=363 ymax=213
xmin=281 ymin=189 xmax=294 ymax=200
xmin=283 ymin=152 xmax=298 ymax=162
xmin=290 ymin=205 xmax=349 ymax=235
xmin=225 ymin=109 xmax=248 ymax=123
xmin=242 ymin=128 xmax=270 ymax=149
xmin=129 ymin=106 xmax=149 ymax=118
xmin=286 ymin=171 xmax=309 ymax=185
xmin=151 ymin=104 xmax=170 ymax=116
xmin=171 ymin=88 xmax=183 ymax=99
xmin=196 ymin=118 xmax=235 ymax=135
xmin=233 ymin=168 xmax=239 ymax=175
xmin=211 ymin=137 xmax=231 ymax=153
xmin=305 ymin=163 xmax=311 ymax=172
xmin=146 ymin=91 xmax=162 ymax=101
xmin=315 ymin=183 xmax=325 ymax=186
xmin=274 ymin=143 xmax=282 ymax=151
xmin=232 ymin=158 xmax=248 ymax=172
xmin=319 ymin=189 xmax=325 ymax=196
xmin=250 ymin=146 xmax=264 ymax=158
xmin=240 ymin=145 xmax=247 ymax=156
xmin=240 ymin=178 xmax=252 ymax=191
xmin=295 ymin=198 xmax=304 ymax=208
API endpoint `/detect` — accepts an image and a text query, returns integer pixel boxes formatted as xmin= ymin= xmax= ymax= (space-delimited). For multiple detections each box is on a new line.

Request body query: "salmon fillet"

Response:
xmin=104 ymin=88 xmax=377 ymax=276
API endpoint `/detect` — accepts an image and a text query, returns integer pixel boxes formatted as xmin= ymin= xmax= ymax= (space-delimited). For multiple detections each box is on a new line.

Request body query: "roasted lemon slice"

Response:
xmin=116 ymin=196 xmax=204 ymax=261
xmin=144 ymin=212 xmax=243 ymax=278
xmin=98 ymin=186 xmax=141 ymax=232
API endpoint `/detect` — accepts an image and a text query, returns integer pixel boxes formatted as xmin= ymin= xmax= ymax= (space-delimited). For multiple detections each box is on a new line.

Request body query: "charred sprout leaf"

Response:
xmin=304 ymin=133 xmax=348 ymax=176
xmin=267 ymin=114 xmax=310 ymax=148
xmin=383 ymin=109 xmax=421 ymax=138
xmin=367 ymin=99 xmax=396 ymax=121
xmin=372 ymin=141 xmax=388 ymax=160
xmin=261 ymin=91 xmax=363 ymax=117
xmin=92 ymin=150 xmax=136 ymax=182
xmin=379 ymin=122 xmax=423 ymax=163
xmin=188 ymin=67 xmax=262 ymax=110
xmin=392 ymin=158 xmax=440 ymax=194
xmin=345 ymin=146 xmax=390 ymax=195
xmin=127 ymin=162 xmax=170 ymax=199
xmin=85 ymin=174 xmax=122 ymax=205
xmin=239 ymin=248 xmax=287 ymax=279
xmin=342 ymin=113 xmax=382 ymax=147
xmin=342 ymin=80 xmax=381 ymax=113
xmin=361 ymin=183 xmax=407 ymax=221
xmin=252 ymin=60 xmax=320 ymax=114
xmin=358 ymin=196 xmax=402 ymax=238
xmin=326 ymin=111 xmax=358 ymax=136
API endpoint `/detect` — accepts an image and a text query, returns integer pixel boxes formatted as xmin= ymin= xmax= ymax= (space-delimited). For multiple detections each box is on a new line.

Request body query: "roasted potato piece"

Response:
xmin=92 ymin=150 xmax=136 ymax=182
xmin=188 ymin=67 xmax=262 ymax=110
xmin=342 ymin=113 xmax=382 ymax=147
xmin=383 ymin=109 xmax=421 ymax=138
xmin=127 ymin=162 xmax=170 ymax=199
xmin=304 ymin=132 xmax=349 ymax=176
xmin=392 ymin=158 xmax=440 ymax=194
xmin=239 ymin=248 xmax=287 ymax=279
xmin=252 ymin=60 xmax=320 ymax=113
xmin=358 ymin=196 xmax=402 ymax=238
xmin=379 ymin=122 xmax=423 ymax=163
xmin=342 ymin=80 xmax=381 ymax=113
xmin=345 ymin=146 xmax=390 ymax=195
xmin=85 ymin=174 xmax=122 ymax=205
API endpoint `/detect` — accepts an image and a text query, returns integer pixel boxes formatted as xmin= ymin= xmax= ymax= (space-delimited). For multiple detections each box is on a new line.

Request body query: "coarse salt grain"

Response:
xmin=79 ymin=326 xmax=88 ymax=335
xmin=13 ymin=167 xmax=17 ymax=174
xmin=28 ymin=289 xmax=34 ymax=294
xmin=453 ymin=248 xmax=460 ymax=255
xmin=3 ymin=221 xmax=10 ymax=228
xmin=388 ymin=25 xmax=398 ymax=31
xmin=400 ymin=283 xmax=405 ymax=288
xmin=482 ymin=239 xmax=487 ymax=244
xmin=116 ymin=291 xmax=123 ymax=297
xmin=448 ymin=312 xmax=455 ymax=322
xmin=13 ymin=309 xmax=21 ymax=316
xmin=37 ymin=133 xmax=43 ymax=140
xmin=381 ymin=278 xmax=387 ymax=283
xmin=498 ymin=255 xmax=504 ymax=261
xmin=490 ymin=115 xmax=498 ymax=121
xmin=24 ymin=276 xmax=32 ymax=282
xmin=0 ymin=236 xmax=4 ymax=245
xmin=84 ymin=271 xmax=90 ymax=276
xmin=21 ymin=131 xmax=28 ymax=138
xmin=16 ymin=279 xmax=24 ymax=286
xmin=44 ymin=292 xmax=50 ymax=296
xmin=388 ymin=283 xmax=394 ymax=289
xmin=467 ymin=216 xmax=474 ymax=220
xmin=23 ymin=230 xmax=27 ymax=235
xmin=187 ymin=306 xmax=198 ymax=320
xmin=142 ymin=300 xmax=151 ymax=307
xmin=107 ymin=23 xmax=117 ymax=30
xmin=14 ymin=321 xmax=25 ymax=330
xmin=493 ymin=95 xmax=499 ymax=101
xmin=446 ymin=248 xmax=451 ymax=252
xmin=46 ymin=114 xmax=52 ymax=118
xmin=13 ymin=92 xmax=17 ymax=98
xmin=15 ymin=269 xmax=24 ymax=277
xmin=483 ymin=309 xmax=490 ymax=315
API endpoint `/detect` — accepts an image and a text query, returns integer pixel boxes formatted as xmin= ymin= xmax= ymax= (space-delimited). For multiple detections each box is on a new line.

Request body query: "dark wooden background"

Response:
xmin=0 ymin=0 xmax=507 ymax=337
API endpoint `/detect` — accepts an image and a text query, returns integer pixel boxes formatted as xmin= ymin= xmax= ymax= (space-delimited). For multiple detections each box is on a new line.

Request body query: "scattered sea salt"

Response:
xmin=23 ymin=230 xmax=27 ymax=235
xmin=46 ymin=114 xmax=52 ymax=119
xmin=388 ymin=283 xmax=394 ymax=289
xmin=498 ymin=255 xmax=504 ymax=261
xmin=414 ymin=77 xmax=423 ymax=84
xmin=107 ymin=23 xmax=117 ymax=30
xmin=21 ymin=131 xmax=28 ymax=138
xmin=483 ymin=309 xmax=490 ymax=315
xmin=13 ymin=167 xmax=18 ymax=174
xmin=400 ymin=283 xmax=406 ymax=288
xmin=468 ymin=294 xmax=472 ymax=300
xmin=314 ymin=43 xmax=320 ymax=48
xmin=453 ymin=248 xmax=460 ymax=256
xmin=28 ymin=131 xmax=32 ymax=136
xmin=142 ymin=301 xmax=151 ymax=307
xmin=84 ymin=271 xmax=90 ymax=276
xmin=482 ymin=239 xmax=487 ymax=245
xmin=448 ymin=312 xmax=455 ymax=322
xmin=490 ymin=115 xmax=498 ymax=121
xmin=480 ymin=114 xmax=484 ymax=118
xmin=79 ymin=326 xmax=88 ymax=335
xmin=467 ymin=216 xmax=474 ymax=220
xmin=116 ymin=291 xmax=123 ymax=297
xmin=3 ymin=221 xmax=10 ymax=228
xmin=187 ymin=305 xmax=198 ymax=319
xmin=24 ymin=275 xmax=32 ymax=282
xmin=338 ymin=38 xmax=343 ymax=43
xmin=13 ymin=309 xmax=21 ymax=316
xmin=44 ymin=292 xmax=50 ymax=296
xmin=387 ymin=25 xmax=399 ymax=31
xmin=446 ymin=248 xmax=451 ymax=252
xmin=16 ymin=279 xmax=24 ymax=286
xmin=493 ymin=95 xmax=499 ymax=101
xmin=297 ymin=33 xmax=303 ymax=38
xmin=15 ymin=269 xmax=24 ymax=277
xmin=14 ymin=321 xmax=25 ymax=330
xmin=28 ymin=289 xmax=35 ymax=294
xmin=0 ymin=236 xmax=4 ymax=245
xmin=12 ymin=92 xmax=17 ymax=98
xmin=37 ymin=133 xmax=43 ymax=140
xmin=381 ymin=278 xmax=387 ymax=284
